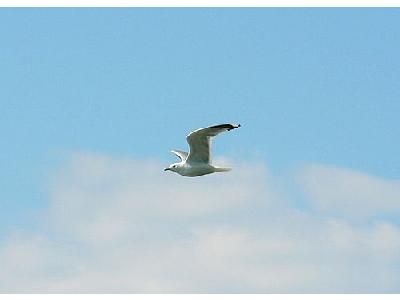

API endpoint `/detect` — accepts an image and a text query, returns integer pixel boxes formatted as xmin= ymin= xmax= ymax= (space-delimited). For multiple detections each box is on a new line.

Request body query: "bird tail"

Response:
xmin=214 ymin=166 xmax=232 ymax=172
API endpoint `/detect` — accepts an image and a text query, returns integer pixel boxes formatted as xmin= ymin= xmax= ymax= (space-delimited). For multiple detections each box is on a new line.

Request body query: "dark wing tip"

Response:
xmin=210 ymin=123 xmax=241 ymax=131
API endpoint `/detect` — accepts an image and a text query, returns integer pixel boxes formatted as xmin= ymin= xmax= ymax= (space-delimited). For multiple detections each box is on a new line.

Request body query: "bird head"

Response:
xmin=164 ymin=163 xmax=179 ymax=173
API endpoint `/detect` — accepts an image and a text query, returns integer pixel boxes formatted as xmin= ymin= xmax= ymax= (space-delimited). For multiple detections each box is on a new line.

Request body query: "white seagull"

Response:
xmin=164 ymin=123 xmax=241 ymax=177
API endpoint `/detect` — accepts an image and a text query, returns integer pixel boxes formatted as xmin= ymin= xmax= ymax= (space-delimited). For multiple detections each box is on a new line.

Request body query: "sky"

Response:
xmin=1 ymin=8 xmax=400 ymax=293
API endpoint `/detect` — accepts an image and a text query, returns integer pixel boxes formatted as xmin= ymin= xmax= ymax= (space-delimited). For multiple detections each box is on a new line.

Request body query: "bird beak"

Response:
xmin=164 ymin=167 xmax=170 ymax=171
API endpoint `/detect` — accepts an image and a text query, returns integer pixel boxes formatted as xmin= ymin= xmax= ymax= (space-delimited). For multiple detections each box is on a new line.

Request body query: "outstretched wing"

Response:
xmin=171 ymin=150 xmax=189 ymax=162
xmin=186 ymin=123 xmax=241 ymax=164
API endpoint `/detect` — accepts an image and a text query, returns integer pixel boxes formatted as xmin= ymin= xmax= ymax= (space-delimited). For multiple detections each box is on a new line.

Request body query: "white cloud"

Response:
xmin=1 ymin=153 xmax=400 ymax=292
xmin=46 ymin=152 xmax=276 ymax=244
xmin=298 ymin=164 xmax=400 ymax=219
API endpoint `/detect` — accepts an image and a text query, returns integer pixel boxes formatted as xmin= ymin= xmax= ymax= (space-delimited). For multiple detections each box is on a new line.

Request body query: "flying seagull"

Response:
xmin=164 ymin=123 xmax=241 ymax=177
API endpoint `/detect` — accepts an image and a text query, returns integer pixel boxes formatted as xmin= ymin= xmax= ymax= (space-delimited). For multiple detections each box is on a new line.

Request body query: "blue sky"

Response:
xmin=1 ymin=8 xmax=400 ymax=292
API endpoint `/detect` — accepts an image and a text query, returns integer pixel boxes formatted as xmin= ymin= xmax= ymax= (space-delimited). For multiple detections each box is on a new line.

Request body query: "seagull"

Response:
xmin=164 ymin=123 xmax=241 ymax=177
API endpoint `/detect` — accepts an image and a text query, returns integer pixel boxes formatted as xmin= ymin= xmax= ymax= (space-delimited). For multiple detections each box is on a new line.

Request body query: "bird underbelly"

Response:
xmin=181 ymin=164 xmax=215 ymax=177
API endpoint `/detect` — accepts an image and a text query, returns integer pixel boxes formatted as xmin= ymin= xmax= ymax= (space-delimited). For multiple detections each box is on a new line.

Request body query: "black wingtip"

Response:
xmin=210 ymin=123 xmax=241 ymax=131
xmin=227 ymin=123 xmax=241 ymax=131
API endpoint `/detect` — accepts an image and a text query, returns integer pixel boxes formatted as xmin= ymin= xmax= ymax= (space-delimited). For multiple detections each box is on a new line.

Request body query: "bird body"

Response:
xmin=167 ymin=161 xmax=231 ymax=177
xmin=165 ymin=123 xmax=240 ymax=177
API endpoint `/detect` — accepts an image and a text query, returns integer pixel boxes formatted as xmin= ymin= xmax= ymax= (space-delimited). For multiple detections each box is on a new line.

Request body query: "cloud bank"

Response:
xmin=299 ymin=164 xmax=400 ymax=219
xmin=1 ymin=152 xmax=400 ymax=293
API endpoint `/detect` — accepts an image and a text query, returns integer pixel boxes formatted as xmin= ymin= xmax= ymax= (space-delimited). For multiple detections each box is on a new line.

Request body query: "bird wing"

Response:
xmin=186 ymin=123 xmax=241 ymax=164
xmin=171 ymin=150 xmax=189 ymax=162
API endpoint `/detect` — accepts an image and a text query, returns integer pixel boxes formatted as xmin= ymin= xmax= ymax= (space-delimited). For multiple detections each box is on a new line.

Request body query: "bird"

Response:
xmin=164 ymin=123 xmax=241 ymax=177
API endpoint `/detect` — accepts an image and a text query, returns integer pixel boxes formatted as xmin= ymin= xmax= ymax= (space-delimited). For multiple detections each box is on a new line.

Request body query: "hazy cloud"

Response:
xmin=1 ymin=152 xmax=400 ymax=292
xmin=298 ymin=164 xmax=400 ymax=219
